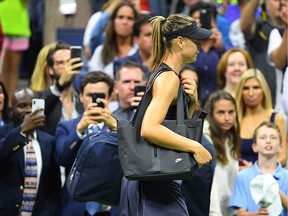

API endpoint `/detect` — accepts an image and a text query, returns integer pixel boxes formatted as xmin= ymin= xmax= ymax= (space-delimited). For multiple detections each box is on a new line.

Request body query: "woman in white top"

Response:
xmin=204 ymin=90 xmax=241 ymax=216
xmin=88 ymin=1 xmax=138 ymax=79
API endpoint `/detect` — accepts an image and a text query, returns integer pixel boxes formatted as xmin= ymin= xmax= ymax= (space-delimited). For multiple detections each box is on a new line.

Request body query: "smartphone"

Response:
xmin=32 ymin=99 xmax=45 ymax=116
xmin=134 ymin=85 xmax=146 ymax=96
xmin=91 ymin=93 xmax=105 ymax=108
xmin=70 ymin=46 xmax=82 ymax=71
xmin=200 ymin=9 xmax=211 ymax=30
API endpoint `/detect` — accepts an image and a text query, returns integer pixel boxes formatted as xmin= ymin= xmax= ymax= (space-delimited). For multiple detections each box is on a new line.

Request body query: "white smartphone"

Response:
xmin=32 ymin=99 xmax=45 ymax=116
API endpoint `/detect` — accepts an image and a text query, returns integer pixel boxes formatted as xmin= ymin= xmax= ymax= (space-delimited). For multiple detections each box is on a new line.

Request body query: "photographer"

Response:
xmin=54 ymin=71 xmax=117 ymax=215
xmin=189 ymin=1 xmax=225 ymax=105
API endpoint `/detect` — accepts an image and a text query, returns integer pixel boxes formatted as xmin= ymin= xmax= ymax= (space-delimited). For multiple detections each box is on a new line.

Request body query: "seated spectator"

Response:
xmin=88 ymin=1 xmax=138 ymax=79
xmin=235 ymin=68 xmax=287 ymax=167
xmin=30 ymin=42 xmax=56 ymax=91
xmin=204 ymin=90 xmax=240 ymax=216
xmin=230 ymin=122 xmax=288 ymax=215
xmin=217 ymin=48 xmax=253 ymax=97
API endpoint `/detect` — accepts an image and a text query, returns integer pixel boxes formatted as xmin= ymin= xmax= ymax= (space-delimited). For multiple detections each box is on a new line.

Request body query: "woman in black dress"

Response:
xmin=119 ymin=13 xmax=213 ymax=216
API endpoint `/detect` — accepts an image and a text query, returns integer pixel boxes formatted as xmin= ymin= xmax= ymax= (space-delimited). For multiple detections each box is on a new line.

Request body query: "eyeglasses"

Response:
xmin=191 ymin=39 xmax=202 ymax=51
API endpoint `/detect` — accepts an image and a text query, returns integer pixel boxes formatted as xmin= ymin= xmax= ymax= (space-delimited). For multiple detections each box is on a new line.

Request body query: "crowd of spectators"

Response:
xmin=0 ymin=0 xmax=287 ymax=215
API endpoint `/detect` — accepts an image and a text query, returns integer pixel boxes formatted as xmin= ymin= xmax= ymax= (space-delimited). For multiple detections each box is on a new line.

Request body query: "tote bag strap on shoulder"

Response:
xmin=133 ymin=63 xmax=187 ymax=132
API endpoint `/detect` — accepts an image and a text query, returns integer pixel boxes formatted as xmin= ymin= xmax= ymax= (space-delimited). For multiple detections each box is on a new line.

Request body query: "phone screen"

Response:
xmin=134 ymin=85 xmax=146 ymax=96
xmin=92 ymin=93 xmax=105 ymax=108
xmin=200 ymin=9 xmax=211 ymax=30
xmin=70 ymin=46 xmax=82 ymax=71
xmin=32 ymin=99 xmax=45 ymax=116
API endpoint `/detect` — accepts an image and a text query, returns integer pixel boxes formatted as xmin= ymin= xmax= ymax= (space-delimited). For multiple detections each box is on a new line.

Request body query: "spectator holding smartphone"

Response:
xmin=112 ymin=61 xmax=146 ymax=120
xmin=38 ymin=41 xmax=84 ymax=136
xmin=0 ymin=87 xmax=61 ymax=215
xmin=54 ymin=71 xmax=117 ymax=216
xmin=189 ymin=1 xmax=225 ymax=105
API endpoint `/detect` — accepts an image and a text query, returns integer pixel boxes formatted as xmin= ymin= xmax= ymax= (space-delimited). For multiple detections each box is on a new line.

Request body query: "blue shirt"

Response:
xmin=230 ymin=162 xmax=288 ymax=215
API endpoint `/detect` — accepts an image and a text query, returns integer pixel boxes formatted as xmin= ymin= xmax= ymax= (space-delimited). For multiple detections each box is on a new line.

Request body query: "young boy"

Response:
xmin=229 ymin=121 xmax=288 ymax=215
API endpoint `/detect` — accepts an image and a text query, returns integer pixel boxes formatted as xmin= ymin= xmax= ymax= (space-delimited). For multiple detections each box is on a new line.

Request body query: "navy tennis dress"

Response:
xmin=240 ymin=112 xmax=277 ymax=163
xmin=118 ymin=64 xmax=189 ymax=216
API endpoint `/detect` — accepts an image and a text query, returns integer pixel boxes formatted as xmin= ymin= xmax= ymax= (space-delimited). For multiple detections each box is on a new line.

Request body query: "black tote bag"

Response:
xmin=117 ymin=65 xmax=207 ymax=180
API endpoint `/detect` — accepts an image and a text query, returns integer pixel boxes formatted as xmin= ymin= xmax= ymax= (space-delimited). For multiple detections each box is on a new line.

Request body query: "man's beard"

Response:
xmin=53 ymin=70 xmax=74 ymax=87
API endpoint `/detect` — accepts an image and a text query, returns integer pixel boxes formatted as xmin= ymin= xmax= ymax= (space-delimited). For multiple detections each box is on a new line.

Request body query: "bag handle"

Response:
xmin=133 ymin=64 xmax=186 ymax=131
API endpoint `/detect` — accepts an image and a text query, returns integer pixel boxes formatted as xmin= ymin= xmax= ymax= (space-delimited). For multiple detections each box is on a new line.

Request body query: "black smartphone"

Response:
xmin=70 ymin=46 xmax=82 ymax=71
xmin=134 ymin=85 xmax=146 ymax=96
xmin=91 ymin=92 xmax=105 ymax=108
xmin=200 ymin=9 xmax=211 ymax=30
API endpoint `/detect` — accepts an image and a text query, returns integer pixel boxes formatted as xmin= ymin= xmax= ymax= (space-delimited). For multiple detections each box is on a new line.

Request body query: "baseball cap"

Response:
xmin=250 ymin=174 xmax=282 ymax=216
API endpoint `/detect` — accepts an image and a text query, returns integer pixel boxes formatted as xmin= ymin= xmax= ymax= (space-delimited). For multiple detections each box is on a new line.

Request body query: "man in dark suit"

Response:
xmin=0 ymin=87 xmax=61 ymax=215
xmin=55 ymin=71 xmax=117 ymax=216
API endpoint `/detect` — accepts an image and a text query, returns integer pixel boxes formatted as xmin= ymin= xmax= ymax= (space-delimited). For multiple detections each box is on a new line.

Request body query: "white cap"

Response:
xmin=250 ymin=174 xmax=282 ymax=216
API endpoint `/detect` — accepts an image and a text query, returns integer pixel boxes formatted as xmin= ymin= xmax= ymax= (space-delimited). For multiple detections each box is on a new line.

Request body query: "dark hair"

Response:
xmin=180 ymin=64 xmax=201 ymax=102
xmin=204 ymin=90 xmax=241 ymax=165
xmin=102 ymin=2 xmax=138 ymax=65
xmin=189 ymin=1 xmax=217 ymax=19
xmin=80 ymin=71 xmax=114 ymax=97
xmin=115 ymin=61 xmax=145 ymax=81
xmin=0 ymin=81 xmax=11 ymax=124
xmin=253 ymin=121 xmax=282 ymax=145
xmin=133 ymin=13 xmax=153 ymax=37
xmin=46 ymin=41 xmax=71 ymax=67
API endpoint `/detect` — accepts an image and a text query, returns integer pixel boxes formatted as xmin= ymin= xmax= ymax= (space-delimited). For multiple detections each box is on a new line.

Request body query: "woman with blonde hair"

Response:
xmin=235 ymin=68 xmax=287 ymax=167
xmin=30 ymin=43 xmax=56 ymax=91
xmin=217 ymin=47 xmax=253 ymax=98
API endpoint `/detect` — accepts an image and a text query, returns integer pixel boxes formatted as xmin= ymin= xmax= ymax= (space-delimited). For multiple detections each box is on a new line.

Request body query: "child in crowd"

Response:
xmin=230 ymin=122 xmax=288 ymax=215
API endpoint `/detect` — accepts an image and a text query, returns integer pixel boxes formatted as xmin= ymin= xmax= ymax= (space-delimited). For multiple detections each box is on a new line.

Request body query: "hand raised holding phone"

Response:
xmin=92 ymin=93 xmax=105 ymax=108
xmin=21 ymin=99 xmax=46 ymax=133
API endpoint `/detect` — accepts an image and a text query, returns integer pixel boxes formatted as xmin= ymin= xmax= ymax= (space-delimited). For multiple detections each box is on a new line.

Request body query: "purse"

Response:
xmin=117 ymin=64 xmax=207 ymax=181
xmin=66 ymin=131 xmax=122 ymax=206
